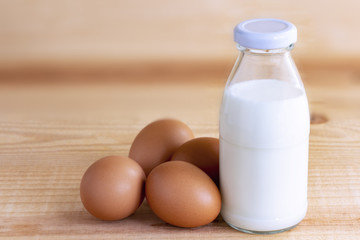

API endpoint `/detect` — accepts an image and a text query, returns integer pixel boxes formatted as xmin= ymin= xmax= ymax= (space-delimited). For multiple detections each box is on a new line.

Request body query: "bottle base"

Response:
xmin=221 ymin=203 xmax=307 ymax=234
xmin=225 ymin=220 xmax=299 ymax=235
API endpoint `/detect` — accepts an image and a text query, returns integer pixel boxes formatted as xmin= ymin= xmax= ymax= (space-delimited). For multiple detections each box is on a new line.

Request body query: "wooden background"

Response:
xmin=0 ymin=0 xmax=359 ymax=239
xmin=0 ymin=0 xmax=359 ymax=68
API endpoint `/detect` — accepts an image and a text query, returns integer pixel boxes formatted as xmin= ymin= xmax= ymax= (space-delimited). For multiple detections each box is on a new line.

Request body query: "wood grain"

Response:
xmin=0 ymin=64 xmax=360 ymax=239
xmin=0 ymin=0 xmax=360 ymax=66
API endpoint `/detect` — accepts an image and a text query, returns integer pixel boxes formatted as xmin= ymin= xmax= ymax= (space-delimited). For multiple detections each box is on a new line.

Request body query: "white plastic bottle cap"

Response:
xmin=234 ymin=18 xmax=297 ymax=49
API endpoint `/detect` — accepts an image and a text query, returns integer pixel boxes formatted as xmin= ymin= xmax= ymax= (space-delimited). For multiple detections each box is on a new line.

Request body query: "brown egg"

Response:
xmin=146 ymin=161 xmax=221 ymax=228
xmin=80 ymin=156 xmax=145 ymax=221
xmin=171 ymin=137 xmax=219 ymax=185
xmin=129 ymin=119 xmax=194 ymax=176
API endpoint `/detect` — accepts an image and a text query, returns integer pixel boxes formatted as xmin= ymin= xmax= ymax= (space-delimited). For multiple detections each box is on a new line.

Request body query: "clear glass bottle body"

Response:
xmin=219 ymin=45 xmax=310 ymax=234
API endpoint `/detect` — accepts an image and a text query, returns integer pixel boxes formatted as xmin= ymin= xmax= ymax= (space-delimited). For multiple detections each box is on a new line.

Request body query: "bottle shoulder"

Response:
xmin=227 ymin=50 xmax=303 ymax=89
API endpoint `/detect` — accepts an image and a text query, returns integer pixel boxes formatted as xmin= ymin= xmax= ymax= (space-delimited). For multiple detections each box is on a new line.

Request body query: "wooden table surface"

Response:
xmin=0 ymin=63 xmax=359 ymax=239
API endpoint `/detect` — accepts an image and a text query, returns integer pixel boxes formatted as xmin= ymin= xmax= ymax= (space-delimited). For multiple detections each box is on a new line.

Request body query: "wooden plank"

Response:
xmin=0 ymin=0 xmax=360 ymax=65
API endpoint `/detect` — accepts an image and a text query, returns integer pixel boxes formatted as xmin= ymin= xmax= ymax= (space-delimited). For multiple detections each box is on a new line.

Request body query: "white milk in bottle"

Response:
xmin=219 ymin=19 xmax=310 ymax=234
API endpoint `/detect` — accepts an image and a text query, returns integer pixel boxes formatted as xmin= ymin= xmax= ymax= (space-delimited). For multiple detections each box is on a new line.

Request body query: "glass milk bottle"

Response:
xmin=219 ymin=19 xmax=310 ymax=234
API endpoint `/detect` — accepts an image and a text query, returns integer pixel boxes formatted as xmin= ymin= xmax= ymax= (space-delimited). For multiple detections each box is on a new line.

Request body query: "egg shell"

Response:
xmin=145 ymin=161 xmax=221 ymax=228
xmin=129 ymin=119 xmax=194 ymax=176
xmin=171 ymin=137 xmax=219 ymax=185
xmin=80 ymin=156 xmax=145 ymax=221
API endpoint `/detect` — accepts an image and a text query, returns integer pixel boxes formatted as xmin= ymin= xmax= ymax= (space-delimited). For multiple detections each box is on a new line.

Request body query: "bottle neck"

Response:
xmin=237 ymin=44 xmax=294 ymax=55
xmin=228 ymin=43 xmax=302 ymax=89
